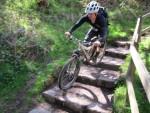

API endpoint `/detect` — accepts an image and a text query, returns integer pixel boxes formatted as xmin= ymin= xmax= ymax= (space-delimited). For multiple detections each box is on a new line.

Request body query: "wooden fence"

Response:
xmin=126 ymin=12 xmax=150 ymax=113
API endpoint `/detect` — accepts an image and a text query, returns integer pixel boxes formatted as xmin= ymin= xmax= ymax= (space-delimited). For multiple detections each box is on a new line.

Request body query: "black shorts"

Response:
xmin=83 ymin=28 xmax=107 ymax=47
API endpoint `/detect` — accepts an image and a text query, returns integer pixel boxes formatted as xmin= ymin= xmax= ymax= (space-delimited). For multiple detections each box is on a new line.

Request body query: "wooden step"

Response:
xmin=29 ymin=103 xmax=69 ymax=113
xmin=43 ymin=83 xmax=113 ymax=113
xmin=111 ymin=40 xmax=130 ymax=48
xmin=86 ymin=56 xmax=124 ymax=71
xmin=29 ymin=108 xmax=50 ymax=113
xmin=105 ymin=46 xmax=129 ymax=59
xmin=77 ymin=65 xmax=120 ymax=88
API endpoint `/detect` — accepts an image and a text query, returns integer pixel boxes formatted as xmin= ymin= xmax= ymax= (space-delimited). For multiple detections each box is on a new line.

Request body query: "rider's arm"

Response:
xmin=69 ymin=15 xmax=88 ymax=34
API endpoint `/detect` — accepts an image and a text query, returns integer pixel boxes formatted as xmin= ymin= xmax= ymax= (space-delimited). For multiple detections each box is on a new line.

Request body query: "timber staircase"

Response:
xmin=29 ymin=40 xmax=129 ymax=113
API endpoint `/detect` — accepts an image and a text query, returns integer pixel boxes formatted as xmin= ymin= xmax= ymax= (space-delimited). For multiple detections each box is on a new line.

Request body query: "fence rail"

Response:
xmin=126 ymin=12 xmax=150 ymax=113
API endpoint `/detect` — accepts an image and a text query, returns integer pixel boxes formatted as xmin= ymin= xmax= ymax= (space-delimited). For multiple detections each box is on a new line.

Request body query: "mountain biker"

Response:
xmin=65 ymin=1 xmax=108 ymax=49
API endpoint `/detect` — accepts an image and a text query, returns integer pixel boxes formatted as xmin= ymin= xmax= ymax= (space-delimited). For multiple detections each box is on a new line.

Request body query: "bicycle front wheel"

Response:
xmin=58 ymin=56 xmax=80 ymax=90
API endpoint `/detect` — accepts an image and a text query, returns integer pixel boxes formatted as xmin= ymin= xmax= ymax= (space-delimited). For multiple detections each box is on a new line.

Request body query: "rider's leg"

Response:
xmin=90 ymin=28 xmax=108 ymax=63
xmin=84 ymin=28 xmax=99 ymax=58
xmin=84 ymin=28 xmax=99 ymax=42
xmin=93 ymin=34 xmax=107 ymax=58
xmin=93 ymin=42 xmax=100 ymax=58
xmin=93 ymin=36 xmax=106 ymax=59
xmin=90 ymin=44 xmax=96 ymax=57
xmin=98 ymin=27 xmax=108 ymax=47
xmin=98 ymin=37 xmax=105 ymax=48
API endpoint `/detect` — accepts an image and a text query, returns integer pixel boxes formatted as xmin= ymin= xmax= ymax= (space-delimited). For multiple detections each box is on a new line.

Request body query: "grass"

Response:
xmin=0 ymin=1 xmax=83 ymax=112
xmin=139 ymin=37 xmax=150 ymax=71
xmin=113 ymin=85 xmax=131 ymax=113
xmin=0 ymin=72 xmax=29 ymax=113
xmin=107 ymin=7 xmax=137 ymax=41
xmin=114 ymin=28 xmax=150 ymax=113
xmin=136 ymin=37 xmax=150 ymax=112
xmin=134 ymin=73 xmax=150 ymax=113
xmin=113 ymin=55 xmax=131 ymax=113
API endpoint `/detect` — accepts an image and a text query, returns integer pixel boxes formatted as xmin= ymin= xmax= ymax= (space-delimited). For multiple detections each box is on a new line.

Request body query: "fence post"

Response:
xmin=135 ymin=16 xmax=142 ymax=47
xmin=126 ymin=12 xmax=150 ymax=113
xmin=125 ymin=59 xmax=135 ymax=103
xmin=126 ymin=59 xmax=139 ymax=113
xmin=125 ymin=16 xmax=142 ymax=113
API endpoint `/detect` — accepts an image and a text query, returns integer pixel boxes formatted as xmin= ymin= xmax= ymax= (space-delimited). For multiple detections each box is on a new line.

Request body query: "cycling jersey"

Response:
xmin=69 ymin=11 xmax=108 ymax=38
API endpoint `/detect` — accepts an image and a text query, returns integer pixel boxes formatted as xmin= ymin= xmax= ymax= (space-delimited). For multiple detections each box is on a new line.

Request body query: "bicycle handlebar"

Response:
xmin=68 ymin=35 xmax=81 ymax=44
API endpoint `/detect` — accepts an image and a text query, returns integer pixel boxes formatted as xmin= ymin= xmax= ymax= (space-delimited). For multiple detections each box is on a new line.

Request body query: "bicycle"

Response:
xmin=58 ymin=35 xmax=107 ymax=90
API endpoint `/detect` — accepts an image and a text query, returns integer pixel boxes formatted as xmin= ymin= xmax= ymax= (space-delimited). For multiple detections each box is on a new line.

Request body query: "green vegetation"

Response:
xmin=114 ymin=18 xmax=150 ymax=113
xmin=112 ymin=1 xmax=150 ymax=113
xmin=134 ymin=73 xmax=150 ymax=113
xmin=113 ymin=85 xmax=130 ymax=113
xmin=0 ymin=0 xmax=149 ymax=113
xmin=113 ymin=55 xmax=131 ymax=113
xmin=135 ymin=37 xmax=150 ymax=113
xmin=139 ymin=37 xmax=150 ymax=71
xmin=0 ymin=0 xmax=86 ymax=112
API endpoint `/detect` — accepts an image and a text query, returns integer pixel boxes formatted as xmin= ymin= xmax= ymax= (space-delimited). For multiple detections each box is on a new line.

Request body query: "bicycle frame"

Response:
xmin=58 ymin=35 xmax=106 ymax=90
xmin=70 ymin=36 xmax=93 ymax=61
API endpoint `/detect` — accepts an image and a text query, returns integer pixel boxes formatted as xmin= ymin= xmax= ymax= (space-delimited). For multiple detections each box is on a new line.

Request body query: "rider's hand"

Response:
xmin=65 ymin=32 xmax=71 ymax=38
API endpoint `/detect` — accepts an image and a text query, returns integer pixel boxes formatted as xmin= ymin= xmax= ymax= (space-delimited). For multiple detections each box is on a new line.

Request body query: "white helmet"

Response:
xmin=85 ymin=1 xmax=100 ymax=14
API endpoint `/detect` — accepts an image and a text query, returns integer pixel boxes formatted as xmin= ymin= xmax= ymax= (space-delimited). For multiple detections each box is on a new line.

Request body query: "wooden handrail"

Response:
xmin=126 ymin=17 xmax=141 ymax=113
xmin=142 ymin=26 xmax=150 ymax=34
xmin=132 ymin=17 xmax=141 ymax=43
xmin=141 ymin=12 xmax=150 ymax=34
xmin=142 ymin=12 xmax=150 ymax=18
xmin=126 ymin=12 xmax=150 ymax=113
xmin=126 ymin=60 xmax=139 ymax=113
xmin=130 ymin=45 xmax=150 ymax=102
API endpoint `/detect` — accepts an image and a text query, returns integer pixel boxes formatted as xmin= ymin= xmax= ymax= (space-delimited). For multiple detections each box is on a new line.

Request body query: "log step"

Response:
xmin=111 ymin=40 xmax=130 ymax=48
xmin=77 ymin=64 xmax=120 ymax=88
xmin=86 ymin=56 xmax=124 ymax=71
xmin=105 ymin=46 xmax=129 ymax=59
xmin=29 ymin=103 xmax=69 ymax=113
xmin=43 ymin=83 xmax=113 ymax=113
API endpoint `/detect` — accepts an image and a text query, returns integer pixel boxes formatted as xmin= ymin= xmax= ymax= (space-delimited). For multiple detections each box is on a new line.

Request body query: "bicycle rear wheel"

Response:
xmin=58 ymin=56 xmax=80 ymax=90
